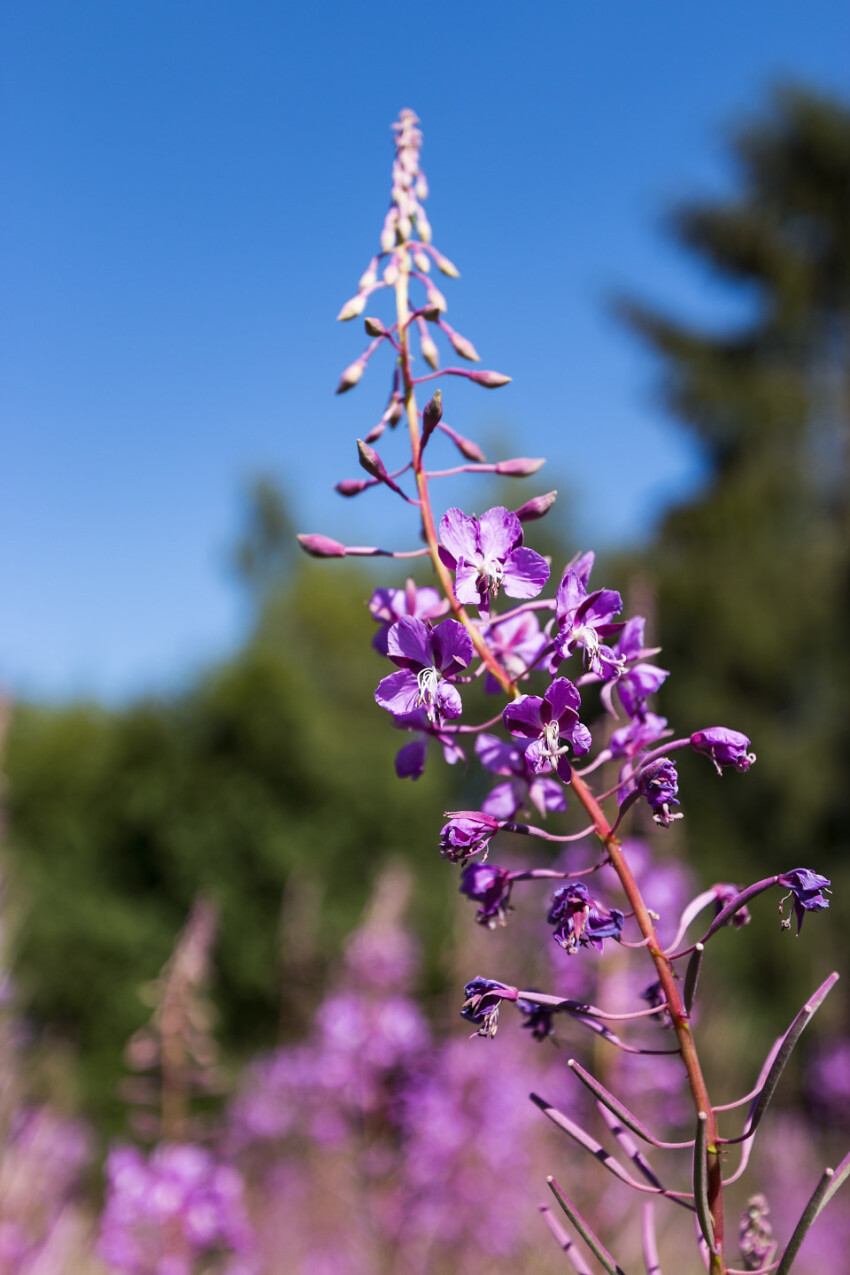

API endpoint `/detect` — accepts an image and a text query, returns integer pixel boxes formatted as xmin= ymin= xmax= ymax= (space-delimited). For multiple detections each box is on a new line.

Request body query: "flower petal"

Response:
xmin=477 ymin=506 xmax=521 ymax=560
xmin=503 ymin=695 xmax=545 ymax=738
xmin=387 ymin=615 xmax=432 ymax=669
xmin=431 ymin=618 xmax=474 ymax=673
xmin=439 ymin=507 xmax=479 ymax=565
xmin=375 ymin=670 xmax=420 ymax=716
xmin=503 ymin=546 xmax=550 ymax=599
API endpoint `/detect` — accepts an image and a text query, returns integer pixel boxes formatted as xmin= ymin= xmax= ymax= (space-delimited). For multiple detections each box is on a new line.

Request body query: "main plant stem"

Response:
xmin=394 ymin=249 xmax=725 ymax=1272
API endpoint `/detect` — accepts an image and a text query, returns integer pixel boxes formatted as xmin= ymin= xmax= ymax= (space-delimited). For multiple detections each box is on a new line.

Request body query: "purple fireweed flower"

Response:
xmin=392 ymin=708 xmax=465 ymax=780
xmin=713 ymin=882 xmax=752 ymax=929
xmin=440 ymin=810 xmax=501 ymax=862
xmin=438 ymin=506 xmax=549 ymax=610
xmin=502 ymin=677 xmax=591 ymax=781
xmin=552 ymin=552 xmax=625 ymax=678
xmin=609 ymin=712 xmax=670 ymax=759
xmin=460 ymin=977 xmax=517 ymax=1038
xmin=517 ymin=998 xmax=557 ymax=1041
xmin=777 ymin=869 xmax=831 ymax=933
xmin=475 ymin=732 xmax=566 ymax=820
xmin=368 ymin=582 xmax=448 ymax=655
xmin=637 ymin=757 xmax=682 ymax=828
xmin=691 ymin=727 xmax=757 ymax=774
xmin=375 ymin=616 xmax=473 ymax=724
xmin=739 ymin=1194 xmax=774 ymax=1273
xmin=459 ymin=864 xmax=513 ymax=927
xmin=611 ymin=616 xmax=669 ymax=718
xmin=547 ymin=883 xmax=624 ymax=954
xmin=479 ymin=609 xmax=549 ymax=692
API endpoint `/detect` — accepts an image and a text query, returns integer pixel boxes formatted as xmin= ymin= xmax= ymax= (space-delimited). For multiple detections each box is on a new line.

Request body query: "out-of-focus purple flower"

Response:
xmin=738 ymin=1194 xmax=773 ymax=1272
xmin=552 ymin=553 xmax=625 ymax=678
xmin=375 ymin=616 xmax=472 ymax=724
xmin=502 ymin=678 xmax=591 ymax=781
xmin=369 ymin=582 xmax=448 ymax=655
xmin=777 ymin=869 xmax=831 ymax=933
xmin=479 ymin=609 xmax=549 ymax=692
xmin=637 ymin=758 xmax=682 ymax=828
xmin=438 ymin=506 xmax=549 ymax=609
xmin=547 ymin=883 xmax=624 ymax=954
xmin=691 ymin=728 xmax=756 ymax=774
xmin=517 ymin=998 xmax=557 ymax=1041
xmin=475 ymin=732 xmax=567 ymax=820
xmin=612 ymin=616 xmax=668 ymax=718
xmin=460 ymin=977 xmax=517 ymax=1038
xmin=439 ymin=811 xmax=500 ymax=862
xmin=806 ymin=1037 xmax=850 ymax=1128
xmin=459 ymin=864 xmax=513 ymax=927
xmin=713 ymin=882 xmax=752 ymax=929
xmin=392 ymin=708 xmax=465 ymax=780
xmin=609 ymin=712 xmax=669 ymax=759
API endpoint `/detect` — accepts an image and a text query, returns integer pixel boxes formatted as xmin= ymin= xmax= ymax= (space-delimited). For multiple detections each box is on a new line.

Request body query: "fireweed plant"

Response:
xmin=299 ymin=110 xmax=848 ymax=1275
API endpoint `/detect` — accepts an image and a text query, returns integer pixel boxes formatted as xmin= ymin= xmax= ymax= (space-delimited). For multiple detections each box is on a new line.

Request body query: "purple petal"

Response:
xmin=453 ymin=560 xmax=484 ymax=606
xmin=545 ymin=677 xmax=581 ymax=722
xmin=477 ymin=506 xmax=521 ymax=560
xmin=475 ymin=732 xmax=522 ymax=776
xmin=617 ymin=615 xmax=646 ymax=661
xmin=529 ymin=776 xmax=567 ymax=815
xmin=395 ymin=738 xmax=427 ymax=779
xmin=481 ymin=779 xmax=523 ymax=820
xmin=555 ymin=567 xmax=587 ymax=623
xmin=503 ymin=547 xmax=550 ymax=599
xmin=435 ymin=681 xmax=463 ymax=720
xmin=430 ymin=618 xmax=474 ymax=674
xmin=439 ymin=507 xmax=479 ymax=565
xmin=387 ymin=615 xmax=432 ymax=670
xmin=565 ymin=720 xmax=592 ymax=757
xmin=375 ymin=670 xmax=420 ymax=716
xmin=524 ymin=739 xmax=552 ymax=775
xmin=503 ymin=695 xmax=545 ymax=738
xmin=579 ymin=588 xmax=623 ymax=628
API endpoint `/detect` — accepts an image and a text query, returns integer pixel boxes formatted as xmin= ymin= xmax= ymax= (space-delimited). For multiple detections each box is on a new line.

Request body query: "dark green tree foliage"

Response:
xmin=617 ymin=85 xmax=850 ymax=1018
xmin=4 ymin=534 xmax=458 ymax=1121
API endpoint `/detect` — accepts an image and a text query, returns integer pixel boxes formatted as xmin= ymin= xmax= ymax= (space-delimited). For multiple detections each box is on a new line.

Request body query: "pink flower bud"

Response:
xmin=413 ymin=250 xmax=431 ymax=272
xmin=357 ymin=438 xmax=386 ymax=480
xmin=365 ymin=420 xmax=386 ymax=443
xmin=495 ymin=457 xmax=546 ymax=476
xmin=420 ymin=304 xmax=441 ymax=322
xmin=335 ymin=478 xmax=372 ymax=497
xmin=416 ymin=212 xmax=432 ymax=243
xmin=336 ymin=293 xmax=366 ymax=322
xmin=514 ymin=491 xmax=558 ymax=522
xmin=364 ymin=316 xmax=386 ymax=337
xmin=426 ymin=285 xmax=447 ymax=313
xmin=422 ymin=389 xmax=443 ymax=443
xmin=383 ymin=260 xmax=400 ymax=286
xmin=297 ymin=533 xmax=346 ymax=558
xmin=439 ymin=422 xmax=487 ymax=463
xmin=415 ymin=175 xmax=428 ymax=200
xmin=335 ymin=359 xmax=365 ymax=394
xmin=433 ymin=251 xmax=460 ymax=279
xmin=420 ymin=334 xmax=439 ymax=370
xmin=444 ymin=324 xmax=480 ymax=362
xmin=358 ymin=258 xmax=378 ymax=290
xmin=467 ymin=369 xmax=512 ymax=388
xmin=386 ymin=397 xmax=404 ymax=427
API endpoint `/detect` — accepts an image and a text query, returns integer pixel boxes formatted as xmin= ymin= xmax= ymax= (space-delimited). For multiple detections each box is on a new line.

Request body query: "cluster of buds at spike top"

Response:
xmin=300 ymin=107 xmax=844 ymax=1274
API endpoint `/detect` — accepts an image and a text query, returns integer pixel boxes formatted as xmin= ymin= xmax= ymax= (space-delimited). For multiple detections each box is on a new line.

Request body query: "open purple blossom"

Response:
xmin=552 ymin=552 xmax=625 ymax=678
xmin=479 ymin=609 xmax=549 ymax=692
xmin=440 ymin=810 xmax=501 ymax=862
xmin=502 ymin=677 xmax=591 ymax=781
xmin=547 ymin=883 xmax=624 ymax=954
xmin=777 ymin=869 xmax=831 ymax=934
xmin=375 ymin=616 xmax=473 ymax=725
xmin=475 ymin=732 xmax=566 ymax=820
xmin=636 ymin=757 xmax=682 ymax=828
xmin=611 ymin=616 xmax=669 ymax=718
xmin=392 ymin=708 xmax=465 ymax=780
xmin=691 ymin=727 xmax=757 ymax=774
xmin=459 ymin=864 xmax=513 ymax=927
xmin=368 ymin=581 xmax=449 ymax=655
xmin=460 ymin=977 xmax=517 ymax=1038
xmin=438 ymin=506 xmax=549 ymax=610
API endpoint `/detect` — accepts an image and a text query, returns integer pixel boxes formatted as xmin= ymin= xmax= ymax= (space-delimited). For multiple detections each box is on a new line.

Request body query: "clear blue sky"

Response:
xmin=2 ymin=1 xmax=848 ymax=700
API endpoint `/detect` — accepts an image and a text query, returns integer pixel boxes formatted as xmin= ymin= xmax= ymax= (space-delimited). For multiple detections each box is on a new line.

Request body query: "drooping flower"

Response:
xmin=375 ymin=616 xmax=473 ymax=725
xmin=552 ymin=552 xmax=625 ymax=678
xmin=475 ymin=732 xmax=567 ymax=820
xmin=438 ymin=506 xmax=549 ymax=610
xmin=636 ymin=757 xmax=682 ymax=828
xmin=502 ymin=678 xmax=591 ymax=781
xmin=459 ymin=864 xmax=513 ymax=927
xmin=439 ymin=811 xmax=501 ymax=862
xmin=547 ymin=883 xmax=624 ymax=953
xmin=460 ymin=977 xmax=517 ymax=1038
xmin=777 ymin=869 xmax=831 ymax=934
xmin=691 ymin=728 xmax=756 ymax=774
xmin=368 ymin=582 xmax=448 ymax=655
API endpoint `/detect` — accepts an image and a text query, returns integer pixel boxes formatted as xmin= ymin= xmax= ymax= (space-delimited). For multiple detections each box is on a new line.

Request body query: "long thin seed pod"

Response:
xmin=683 ymin=943 xmax=704 ymax=1015
xmin=567 ymin=1058 xmax=695 ymax=1150
xmin=596 ymin=1101 xmax=692 ymax=1209
xmin=774 ymin=1168 xmax=836 ymax=1275
xmin=539 ymin=1205 xmax=594 ymax=1274
xmin=693 ymin=1113 xmax=716 ymax=1254
xmin=547 ymin=1177 xmax=628 ymax=1275
xmin=642 ymin=1204 xmax=662 ymax=1275
xmin=720 ymin=1037 xmax=785 ymax=1185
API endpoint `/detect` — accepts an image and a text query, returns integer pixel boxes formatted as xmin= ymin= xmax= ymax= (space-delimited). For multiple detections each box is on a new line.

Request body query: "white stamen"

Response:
xmin=416 ymin=666 xmax=441 ymax=720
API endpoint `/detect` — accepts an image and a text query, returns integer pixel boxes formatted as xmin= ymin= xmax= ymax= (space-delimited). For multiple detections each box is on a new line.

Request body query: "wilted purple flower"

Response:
xmin=777 ymin=869 xmax=831 ymax=933
xmin=459 ymin=864 xmax=513 ymax=927
xmin=691 ymin=728 xmax=756 ymax=774
xmin=475 ymin=732 xmax=566 ymax=820
xmin=612 ymin=616 xmax=668 ymax=718
xmin=438 ymin=506 xmax=549 ymax=609
xmin=637 ymin=757 xmax=682 ymax=828
xmin=502 ymin=678 xmax=591 ymax=781
xmin=439 ymin=811 xmax=500 ymax=862
xmin=547 ymin=883 xmax=624 ymax=954
xmin=517 ymin=998 xmax=557 ymax=1041
xmin=552 ymin=552 xmax=625 ymax=678
xmin=479 ymin=609 xmax=549 ymax=692
xmin=460 ymin=977 xmax=517 ymax=1038
xmin=375 ymin=616 xmax=473 ymax=724
xmin=368 ymin=581 xmax=448 ymax=655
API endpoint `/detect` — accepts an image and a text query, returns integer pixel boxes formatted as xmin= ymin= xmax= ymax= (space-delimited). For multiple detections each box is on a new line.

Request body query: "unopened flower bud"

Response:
xmin=415 ymin=174 xmax=428 ymax=200
xmin=364 ymin=419 xmax=386 ymax=443
xmin=297 ymin=533 xmax=346 ymax=558
xmin=335 ymin=478 xmax=371 ymax=497
xmin=364 ymin=316 xmax=386 ymax=337
xmin=433 ymin=251 xmax=460 ymax=278
xmin=416 ymin=212 xmax=432 ymax=243
xmin=495 ymin=457 xmax=546 ymax=477
xmin=467 ymin=369 xmax=512 ymax=388
xmin=420 ymin=334 xmax=439 ymax=370
xmin=413 ymin=250 xmax=430 ymax=272
xmin=380 ymin=219 xmax=397 ymax=254
xmin=336 ymin=293 xmax=366 ymax=322
xmin=383 ymin=260 xmax=399 ymax=286
xmin=420 ymin=304 xmax=442 ymax=321
xmin=445 ymin=327 xmax=480 ymax=361
xmin=514 ymin=491 xmax=557 ymax=522
xmin=439 ymin=423 xmax=486 ymax=462
xmin=426 ymin=285 xmax=447 ymax=312
xmin=357 ymin=438 xmax=386 ymax=480
xmin=358 ymin=258 xmax=378 ymax=290
xmin=335 ymin=359 xmax=366 ymax=394
xmin=422 ymin=389 xmax=442 ymax=443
